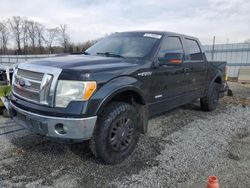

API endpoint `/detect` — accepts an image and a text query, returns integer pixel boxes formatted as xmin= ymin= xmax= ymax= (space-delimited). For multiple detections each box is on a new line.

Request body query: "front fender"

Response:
xmin=85 ymin=76 xmax=147 ymax=116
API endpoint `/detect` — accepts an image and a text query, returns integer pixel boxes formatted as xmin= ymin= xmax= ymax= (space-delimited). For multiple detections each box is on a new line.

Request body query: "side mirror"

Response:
xmin=158 ymin=52 xmax=184 ymax=66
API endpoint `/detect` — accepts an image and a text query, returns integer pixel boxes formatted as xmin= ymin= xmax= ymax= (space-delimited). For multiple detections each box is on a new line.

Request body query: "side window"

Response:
xmin=157 ymin=37 xmax=184 ymax=58
xmin=184 ymin=39 xmax=203 ymax=60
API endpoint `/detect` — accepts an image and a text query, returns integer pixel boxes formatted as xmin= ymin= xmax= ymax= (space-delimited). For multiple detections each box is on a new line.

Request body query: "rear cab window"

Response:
xmin=184 ymin=38 xmax=203 ymax=61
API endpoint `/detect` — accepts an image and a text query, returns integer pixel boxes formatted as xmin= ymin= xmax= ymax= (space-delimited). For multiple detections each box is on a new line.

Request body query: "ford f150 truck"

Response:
xmin=10 ymin=31 xmax=228 ymax=164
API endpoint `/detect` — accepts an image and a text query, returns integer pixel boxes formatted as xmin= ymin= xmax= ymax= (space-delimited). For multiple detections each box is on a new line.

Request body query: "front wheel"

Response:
xmin=200 ymin=82 xmax=220 ymax=111
xmin=90 ymin=102 xmax=140 ymax=164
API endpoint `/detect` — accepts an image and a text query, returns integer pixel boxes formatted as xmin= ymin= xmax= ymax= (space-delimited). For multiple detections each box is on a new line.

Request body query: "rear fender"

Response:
xmin=207 ymin=72 xmax=223 ymax=95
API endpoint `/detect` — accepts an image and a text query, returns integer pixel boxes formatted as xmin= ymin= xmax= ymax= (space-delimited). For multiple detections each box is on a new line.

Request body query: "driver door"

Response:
xmin=148 ymin=36 xmax=193 ymax=116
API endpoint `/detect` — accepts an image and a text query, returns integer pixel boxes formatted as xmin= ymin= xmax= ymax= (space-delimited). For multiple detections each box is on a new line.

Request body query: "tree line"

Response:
xmin=0 ymin=16 xmax=95 ymax=55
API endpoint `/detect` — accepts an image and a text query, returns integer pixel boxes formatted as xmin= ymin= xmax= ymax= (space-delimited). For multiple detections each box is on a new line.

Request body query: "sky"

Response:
xmin=0 ymin=0 xmax=250 ymax=44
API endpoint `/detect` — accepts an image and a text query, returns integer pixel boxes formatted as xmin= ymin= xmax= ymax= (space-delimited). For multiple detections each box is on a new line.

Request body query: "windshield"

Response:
xmin=85 ymin=36 xmax=159 ymax=58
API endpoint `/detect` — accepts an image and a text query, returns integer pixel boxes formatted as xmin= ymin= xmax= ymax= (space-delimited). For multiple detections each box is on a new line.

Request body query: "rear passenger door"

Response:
xmin=183 ymin=38 xmax=207 ymax=97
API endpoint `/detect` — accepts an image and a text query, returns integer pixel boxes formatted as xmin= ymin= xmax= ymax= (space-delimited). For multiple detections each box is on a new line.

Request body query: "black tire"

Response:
xmin=90 ymin=102 xmax=140 ymax=164
xmin=200 ymin=82 xmax=220 ymax=111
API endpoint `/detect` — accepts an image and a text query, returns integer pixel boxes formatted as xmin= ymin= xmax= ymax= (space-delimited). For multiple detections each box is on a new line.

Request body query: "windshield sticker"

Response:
xmin=143 ymin=33 xmax=162 ymax=39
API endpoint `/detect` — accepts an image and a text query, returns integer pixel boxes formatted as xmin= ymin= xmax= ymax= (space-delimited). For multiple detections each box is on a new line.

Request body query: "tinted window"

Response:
xmin=184 ymin=39 xmax=203 ymax=60
xmin=158 ymin=37 xmax=184 ymax=58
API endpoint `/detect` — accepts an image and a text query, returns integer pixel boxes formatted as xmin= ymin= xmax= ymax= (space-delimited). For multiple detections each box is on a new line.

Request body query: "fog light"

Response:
xmin=55 ymin=123 xmax=67 ymax=135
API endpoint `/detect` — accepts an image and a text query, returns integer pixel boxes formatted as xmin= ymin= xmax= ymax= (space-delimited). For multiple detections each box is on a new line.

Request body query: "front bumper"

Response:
xmin=10 ymin=102 xmax=97 ymax=141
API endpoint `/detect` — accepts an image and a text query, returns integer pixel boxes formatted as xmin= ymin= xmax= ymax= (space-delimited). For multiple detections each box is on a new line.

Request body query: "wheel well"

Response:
xmin=214 ymin=76 xmax=222 ymax=84
xmin=109 ymin=90 xmax=145 ymax=105
xmin=104 ymin=90 xmax=148 ymax=134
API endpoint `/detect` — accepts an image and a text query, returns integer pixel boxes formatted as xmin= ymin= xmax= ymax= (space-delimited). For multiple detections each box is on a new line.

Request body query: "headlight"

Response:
xmin=55 ymin=80 xmax=97 ymax=107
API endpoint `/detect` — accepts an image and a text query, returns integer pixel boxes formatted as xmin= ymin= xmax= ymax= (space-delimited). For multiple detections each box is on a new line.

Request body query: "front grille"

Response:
xmin=15 ymin=76 xmax=40 ymax=91
xmin=13 ymin=85 xmax=40 ymax=102
xmin=17 ymin=69 xmax=44 ymax=81
xmin=13 ymin=68 xmax=52 ymax=104
xmin=12 ymin=64 xmax=61 ymax=107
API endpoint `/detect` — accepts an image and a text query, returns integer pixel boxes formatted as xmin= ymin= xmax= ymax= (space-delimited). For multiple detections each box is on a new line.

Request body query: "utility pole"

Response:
xmin=212 ymin=36 xmax=215 ymax=61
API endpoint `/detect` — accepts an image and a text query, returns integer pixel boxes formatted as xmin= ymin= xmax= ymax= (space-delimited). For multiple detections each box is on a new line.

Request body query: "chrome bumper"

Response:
xmin=10 ymin=102 xmax=97 ymax=140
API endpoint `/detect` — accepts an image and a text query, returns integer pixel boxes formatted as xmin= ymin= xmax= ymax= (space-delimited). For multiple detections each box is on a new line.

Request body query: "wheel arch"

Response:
xmin=95 ymin=86 xmax=148 ymax=134
xmin=96 ymin=86 xmax=146 ymax=115
xmin=214 ymin=76 xmax=222 ymax=84
xmin=209 ymin=73 xmax=223 ymax=91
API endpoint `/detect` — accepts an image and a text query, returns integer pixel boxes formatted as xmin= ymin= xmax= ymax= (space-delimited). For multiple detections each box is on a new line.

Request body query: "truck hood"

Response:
xmin=24 ymin=55 xmax=138 ymax=71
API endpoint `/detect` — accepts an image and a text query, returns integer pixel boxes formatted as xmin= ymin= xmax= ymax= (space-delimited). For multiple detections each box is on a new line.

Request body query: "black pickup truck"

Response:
xmin=10 ymin=31 xmax=228 ymax=164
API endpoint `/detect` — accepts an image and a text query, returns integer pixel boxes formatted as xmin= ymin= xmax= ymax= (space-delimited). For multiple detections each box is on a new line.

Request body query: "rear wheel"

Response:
xmin=90 ymin=102 xmax=139 ymax=164
xmin=200 ymin=82 xmax=220 ymax=111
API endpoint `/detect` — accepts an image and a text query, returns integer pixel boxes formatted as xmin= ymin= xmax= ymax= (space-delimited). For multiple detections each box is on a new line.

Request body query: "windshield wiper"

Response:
xmin=96 ymin=52 xmax=125 ymax=58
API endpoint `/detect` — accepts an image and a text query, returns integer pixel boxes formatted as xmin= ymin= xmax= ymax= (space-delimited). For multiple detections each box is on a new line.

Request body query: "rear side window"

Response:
xmin=157 ymin=36 xmax=184 ymax=58
xmin=184 ymin=39 xmax=203 ymax=60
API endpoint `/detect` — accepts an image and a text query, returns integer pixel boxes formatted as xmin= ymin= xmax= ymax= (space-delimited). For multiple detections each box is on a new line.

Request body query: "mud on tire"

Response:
xmin=200 ymin=82 xmax=220 ymax=111
xmin=90 ymin=102 xmax=140 ymax=164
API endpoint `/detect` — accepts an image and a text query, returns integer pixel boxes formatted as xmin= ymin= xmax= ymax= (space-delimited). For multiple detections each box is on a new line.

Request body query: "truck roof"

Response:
xmin=116 ymin=31 xmax=199 ymax=41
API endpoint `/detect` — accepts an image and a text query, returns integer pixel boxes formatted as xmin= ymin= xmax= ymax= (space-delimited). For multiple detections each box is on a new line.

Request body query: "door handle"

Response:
xmin=183 ymin=68 xmax=190 ymax=74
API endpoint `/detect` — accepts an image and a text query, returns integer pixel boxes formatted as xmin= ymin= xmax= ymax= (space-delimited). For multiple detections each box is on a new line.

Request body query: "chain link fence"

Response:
xmin=204 ymin=43 xmax=250 ymax=79
xmin=0 ymin=54 xmax=65 ymax=67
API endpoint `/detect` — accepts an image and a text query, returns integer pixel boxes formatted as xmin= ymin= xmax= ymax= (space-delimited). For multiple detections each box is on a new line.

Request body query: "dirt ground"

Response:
xmin=0 ymin=82 xmax=249 ymax=188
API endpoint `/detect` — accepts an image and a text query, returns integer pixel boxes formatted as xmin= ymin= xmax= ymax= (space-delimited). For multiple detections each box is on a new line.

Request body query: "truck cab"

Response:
xmin=10 ymin=31 xmax=227 ymax=164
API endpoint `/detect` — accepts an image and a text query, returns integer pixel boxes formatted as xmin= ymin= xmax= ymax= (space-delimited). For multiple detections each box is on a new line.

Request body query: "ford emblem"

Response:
xmin=18 ymin=78 xmax=26 ymax=87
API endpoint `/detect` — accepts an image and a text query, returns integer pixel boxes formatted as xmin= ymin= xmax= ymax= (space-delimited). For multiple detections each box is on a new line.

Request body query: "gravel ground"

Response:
xmin=0 ymin=82 xmax=249 ymax=188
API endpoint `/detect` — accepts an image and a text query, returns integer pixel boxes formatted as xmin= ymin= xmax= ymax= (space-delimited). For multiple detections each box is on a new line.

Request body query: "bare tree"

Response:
xmin=2 ymin=16 xmax=78 ymax=54
xmin=58 ymin=24 xmax=70 ymax=53
xmin=44 ymin=28 xmax=59 ymax=54
xmin=35 ymin=23 xmax=45 ymax=54
xmin=0 ymin=23 xmax=2 ymax=54
xmin=82 ymin=40 xmax=97 ymax=51
xmin=8 ymin=16 xmax=22 ymax=54
xmin=27 ymin=20 xmax=36 ymax=52
xmin=22 ymin=18 xmax=29 ymax=54
xmin=0 ymin=21 xmax=9 ymax=55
